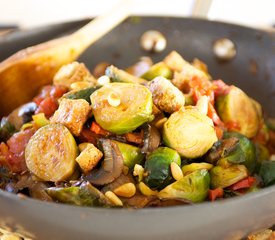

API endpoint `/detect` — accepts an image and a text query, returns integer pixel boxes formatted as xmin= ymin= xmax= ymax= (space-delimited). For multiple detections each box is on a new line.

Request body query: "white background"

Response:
xmin=0 ymin=0 xmax=274 ymax=29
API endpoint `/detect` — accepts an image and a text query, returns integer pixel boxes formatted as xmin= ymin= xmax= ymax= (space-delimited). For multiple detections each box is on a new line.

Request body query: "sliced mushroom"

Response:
xmin=84 ymin=139 xmax=124 ymax=185
xmin=141 ymin=124 xmax=161 ymax=154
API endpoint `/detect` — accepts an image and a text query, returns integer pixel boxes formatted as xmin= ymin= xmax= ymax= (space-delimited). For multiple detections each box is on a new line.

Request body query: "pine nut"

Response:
xmin=170 ymin=162 xmax=183 ymax=181
xmin=138 ymin=182 xmax=158 ymax=196
xmin=196 ymin=95 xmax=209 ymax=115
xmin=97 ymin=75 xmax=110 ymax=86
xmin=133 ymin=164 xmax=144 ymax=182
xmin=107 ymin=92 xmax=121 ymax=107
xmin=70 ymin=81 xmax=92 ymax=90
xmin=114 ymin=183 xmax=136 ymax=198
xmin=105 ymin=191 xmax=123 ymax=207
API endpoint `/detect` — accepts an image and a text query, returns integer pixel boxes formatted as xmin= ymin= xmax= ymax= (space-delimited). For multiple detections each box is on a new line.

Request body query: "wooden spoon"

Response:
xmin=0 ymin=0 xmax=131 ymax=117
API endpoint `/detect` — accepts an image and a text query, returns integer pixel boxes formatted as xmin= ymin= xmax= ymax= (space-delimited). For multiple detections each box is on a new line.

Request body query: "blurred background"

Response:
xmin=0 ymin=0 xmax=274 ymax=30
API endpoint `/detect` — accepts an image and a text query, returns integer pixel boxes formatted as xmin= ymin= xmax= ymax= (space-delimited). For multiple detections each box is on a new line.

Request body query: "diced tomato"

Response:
xmin=208 ymin=188 xmax=224 ymax=201
xmin=229 ymin=177 xmax=256 ymax=191
xmin=4 ymin=128 xmax=35 ymax=173
xmin=50 ymin=85 xmax=68 ymax=98
xmin=207 ymin=102 xmax=223 ymax=126
xmin=125 ymin=132 xmax=143 ymax=145
xmin=215 ymin=126 xmax=224 ymax=139
xmin=225 ymin=121 xmax=241 ymax=132
xmin=90 ymin=122 xmax=110 ymax=136
xmin=36 ymin=97 xmax=58 ymax=118
xmin=79 ymin=128 xmax=98 ymax=145
xmin=212 ymin=80 xmax=231 ymax=97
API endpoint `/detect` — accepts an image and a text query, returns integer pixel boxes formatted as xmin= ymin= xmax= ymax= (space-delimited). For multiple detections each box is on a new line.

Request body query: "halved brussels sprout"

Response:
xmin=216 ymin=86 xmax=260 ymax=138
xmin=222 ymin=132 xmax=256 ymax=173
xmin=90 ymin=83 xmax=154 ymax=134
xmin=182 ymin=163 xmax=213 ymax=176
xmin=210 ymin=164 xmax=248 ymax=189
xmin=46 ymin=181 xmax=113 ymax=207
xmin=113 ymin=141 xmax=144 ymax=169
xmin=144 ymin=147 xmax=181 ymax=190
xmin=141 ymin=62 xmax=173 ymax=81
xmin=158 ymin=169 xmax=210 ymax=203
xmin=163 ymin=107 xmax=217 ymax=158
xmin=259 ymin=161 xmax=275 ymax=186
xmin=25 ymin=123 xmax=78 ymax=182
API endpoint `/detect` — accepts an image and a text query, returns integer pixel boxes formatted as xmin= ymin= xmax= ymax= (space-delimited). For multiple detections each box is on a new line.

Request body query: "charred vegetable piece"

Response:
xmin=90 ymin=83 xmax=153 ymax=134
xmin=105 ymin=65 xmax=147 ymax=84
xmin=259 ymin=161 xmax=275 ymax=186
xmin=158 ymin=169 xmax=210 ymax=203
xmin=64 ymin=86 xmax=100 ymax=104
xmin=210 ymin=164 xmax=248 ymax=189
xmin=216 ymin=86 xmax=260 ymax=138
xmin=0 ymin=118 xmax=16 ymax=142
xmin=163 ymin=107 xmax=217 ymax=158
xmin=25 ymin=123 xmax=78 ymax=182
xmin=46 ymin=181 xmax=112 ymax=207
xmin=141 ymin=62 xmax=172 ymax=81
xmin=144 ymin=147 xmax=181 ymax=190
xmin=113 ymin=141 xmax=144 ymax=169
xmin=141 ymin=123 xmax=161 ymax=154
xmin=84 ymin=139 xmax=124 ymax=185
xmin=222 ymin=132 xmax=256 ymax=173
xmin=147 ymin=76 xmax=185 ymax=113
xmin=182 ymin=163 xmax=213 ymax=176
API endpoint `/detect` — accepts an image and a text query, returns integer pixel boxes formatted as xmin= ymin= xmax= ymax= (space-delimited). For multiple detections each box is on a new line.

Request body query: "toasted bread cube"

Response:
xmin=76 ymin=143 xmax=103 ymax=173
xmin=51 ymin=99 xmax=90 ymax=136
xmin=53 ymin=62 xmax=96 ymax=89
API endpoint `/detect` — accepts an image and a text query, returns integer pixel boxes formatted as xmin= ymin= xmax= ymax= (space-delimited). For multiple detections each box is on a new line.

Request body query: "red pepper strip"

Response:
xmin=229 ymin=177 xmax=256 ymax=191
xmin=212 ymin=80 xmax=231 ymax=97
xmin=90 ymin=122 xmax=110 ymax=136
xmin=125 ymin=132 xmax=143 ymax=145
xmin=207 ymin=102 xmax=223 ymax=126
xmin=208 ymin=188 xmax=224 ymax=201
xmin=214 ymin=126 xmax=224 ymax=140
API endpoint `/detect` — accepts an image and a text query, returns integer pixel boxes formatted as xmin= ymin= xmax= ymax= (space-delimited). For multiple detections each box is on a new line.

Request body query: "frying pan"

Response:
xmin=0 ymin=17 xmax=274 ymax=240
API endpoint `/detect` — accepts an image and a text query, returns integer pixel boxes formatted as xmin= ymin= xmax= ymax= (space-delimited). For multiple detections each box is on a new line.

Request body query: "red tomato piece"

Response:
xmin=208 ymin=188 xmax=224 ymax=201
xmin=229 ymin=177 xmax=256 ymax=191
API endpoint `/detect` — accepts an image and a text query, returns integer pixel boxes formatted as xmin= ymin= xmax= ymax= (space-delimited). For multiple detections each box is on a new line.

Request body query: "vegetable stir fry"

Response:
xmin=0 ymin=51 xmax=274 ymax=208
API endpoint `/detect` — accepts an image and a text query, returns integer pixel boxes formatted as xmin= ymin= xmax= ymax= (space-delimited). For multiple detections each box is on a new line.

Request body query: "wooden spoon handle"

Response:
xmin=69 ymin=0 xmax=132 ymax=54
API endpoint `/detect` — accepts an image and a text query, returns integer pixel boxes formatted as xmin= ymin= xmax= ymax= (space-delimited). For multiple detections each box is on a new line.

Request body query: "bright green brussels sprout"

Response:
xmin=163 ymin=107 xmax=218 ymax=158
xmin=259 ymin=161 xmax=275 ymax=186
xmin=182 ymin=162 xmax=213 ymax=176
xmin=113 ymin=140 xmax=144 ymax=169
xmin=144 ymin=147 xmax=181 ymax=190
xmin=141 ymin=62 xmax=173 ymax=81
xmin=222 ymin=132 xmax=256 ymax=173
xmin=90 ymin=83 xmax=154 ymax=134
xmin=215 ymin=86 xmax=260 ymax=138
xmin=210 ymin=164 xmax=248 ymax=189
xmin=158 ymin=169 xmax=210 ymax=203
xmin=46 ymin=182 xmax=113 ymax=207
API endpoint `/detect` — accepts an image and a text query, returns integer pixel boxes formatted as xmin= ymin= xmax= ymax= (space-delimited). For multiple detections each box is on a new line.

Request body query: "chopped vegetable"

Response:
xmin=90 ymin=83 xmax=153 ymax=134
xmin=229 ymin=176 xmax=256 ymax=191
xmin=163 ymin=107 xmax=217 ymax=158
xmin=216 ymin=86 xmax=260 ymax=138
xmin=144 ymin=147 xmax=181 ymax=190
xmin=114 ymin=141 xmax=144 ymax=169
xmin=141 ymin=62 xmax=172 ymax=80
xmin=158 ymin=169 xmax=210 ymax=203
xmin=46 ymin=181 xmax=112 ymax=207
xmin=25 ymin=124 xmax=78 ymax=181
xmin=210 ymin=164 xmax=248 ymax=189
xmin=182 ymin=163 xmax=213 ymax=176
xmin=63 ymin=86 xmax=100 ymax=104
xmin=147 ymin=76 xmax=185 ymax=113
xmin=208 ymin=188 xmax=224 ymax=201
xmin=84 ymin=139 xmax=124 ymax=185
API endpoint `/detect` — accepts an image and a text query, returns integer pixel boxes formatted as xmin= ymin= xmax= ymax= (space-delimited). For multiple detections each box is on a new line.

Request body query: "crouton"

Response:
xmin=50 ymin=99 xmax=90 ymax=136
xmin=53 ymin=62 xmax=96 ymax=89
xmin=147 ymin=76 xmax=185 ymax=113
xmin=76 ymin=143 xmax=103 ymax=173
